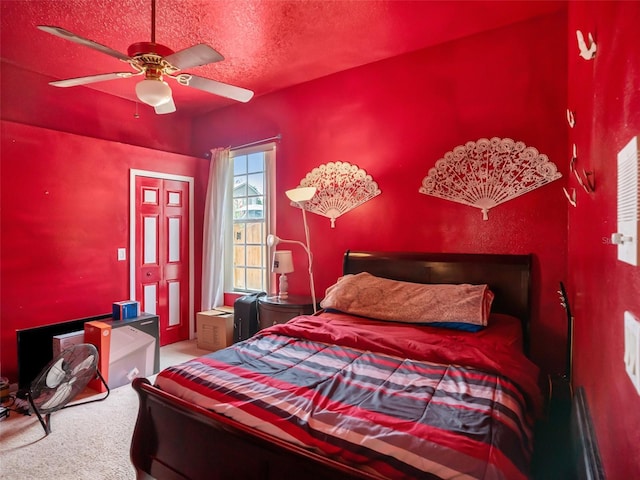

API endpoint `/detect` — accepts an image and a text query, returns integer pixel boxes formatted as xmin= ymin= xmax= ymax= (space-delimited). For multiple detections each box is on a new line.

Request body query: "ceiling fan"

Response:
xmin=37 ymin=0 xmax=254 ymax=114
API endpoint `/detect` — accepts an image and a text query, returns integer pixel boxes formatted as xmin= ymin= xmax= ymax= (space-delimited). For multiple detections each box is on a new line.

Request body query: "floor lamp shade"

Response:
xmin=273 ymin=250 xmax=294 ymax=298
xmin=285 ymin=187 xmax=317 ymax=203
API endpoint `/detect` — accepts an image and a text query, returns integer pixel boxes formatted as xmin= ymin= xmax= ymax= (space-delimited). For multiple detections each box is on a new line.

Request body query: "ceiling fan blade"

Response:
xmin=164 ymin=44 xmax=224 ymax=71
xmin=155 ymin=98 xmax=177 ymax=115
xmin=37 ymin=26 xmax=130 ymax=62
xmin=50 ymin=72 xmax=137 ymax=88
xmin=174 ymin=74 xmax=254 ymax=103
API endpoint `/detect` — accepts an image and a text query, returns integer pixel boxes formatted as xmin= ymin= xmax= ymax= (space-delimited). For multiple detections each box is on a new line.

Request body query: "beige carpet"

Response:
xmin=0 ymin=339 xmax=209 ymax=480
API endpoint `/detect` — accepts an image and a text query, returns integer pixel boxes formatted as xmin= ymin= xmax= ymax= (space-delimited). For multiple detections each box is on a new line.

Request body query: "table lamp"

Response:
xmin=272 ymin=250 xmax=294 ymax=299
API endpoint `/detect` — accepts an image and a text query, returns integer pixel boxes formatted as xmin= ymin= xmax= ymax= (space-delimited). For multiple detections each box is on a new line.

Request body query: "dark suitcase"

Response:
xmin=233 ymin=292 xmax=266 ymax=342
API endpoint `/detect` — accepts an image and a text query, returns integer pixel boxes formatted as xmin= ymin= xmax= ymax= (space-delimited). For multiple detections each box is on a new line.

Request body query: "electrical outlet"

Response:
xmin=624 ymin=311 xmax=640 ymax=395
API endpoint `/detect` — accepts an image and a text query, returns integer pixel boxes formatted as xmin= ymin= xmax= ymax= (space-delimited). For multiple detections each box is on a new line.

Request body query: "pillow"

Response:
xmin=320 ymin=272 xmax=494 ymax=331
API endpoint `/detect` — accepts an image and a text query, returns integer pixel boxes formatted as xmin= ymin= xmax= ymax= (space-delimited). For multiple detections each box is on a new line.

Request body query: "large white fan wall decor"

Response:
xmin=292 ymin=161 xmax=381 ymax=227
xmin=419 ymin=137 xmax=562 ymax=220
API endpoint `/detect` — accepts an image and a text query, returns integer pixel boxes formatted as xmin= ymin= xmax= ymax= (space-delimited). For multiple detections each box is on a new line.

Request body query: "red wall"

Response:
xmin=4 ymin=3 xmax=637 ymax=478
xmin=0 ymin=62 xmax=198 ymax=157
xmin=193 ymin=12 xmax=569 ymax=375
xmin=566 ymin=2 xmax=640 ymax=479
xmin=0 ymin=120 xmax=209 ymax=381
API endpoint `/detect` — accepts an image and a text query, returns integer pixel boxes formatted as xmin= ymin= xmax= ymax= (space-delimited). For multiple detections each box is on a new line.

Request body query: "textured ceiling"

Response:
xmin=1 ymin=0 xmax=565 ymax=116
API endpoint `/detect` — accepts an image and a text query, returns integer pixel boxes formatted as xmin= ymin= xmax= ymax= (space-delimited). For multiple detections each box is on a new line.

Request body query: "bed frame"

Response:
xmin=130 ymin=251 xmax=532 ymax=480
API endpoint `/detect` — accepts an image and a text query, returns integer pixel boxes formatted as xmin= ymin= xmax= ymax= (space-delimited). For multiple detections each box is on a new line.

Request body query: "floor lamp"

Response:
xmin=266 ymin=186 xmax=317 ymax=313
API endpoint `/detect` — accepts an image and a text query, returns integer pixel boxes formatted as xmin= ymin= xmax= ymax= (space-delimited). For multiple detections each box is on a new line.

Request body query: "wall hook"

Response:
xmin=563 ymin=187 xmax=577 ymax=207
xmin=569 ymin=144 xmax=595 ymax=193
xmin=576 ymin=30 xmax=597 ymax=60
xmin=567 ymin=109 xmax=575 ymax=128
xmin=570 ymin=144 xmax=577 ymax=171
xmin=574 ymin=168 xmax=596 ymax=193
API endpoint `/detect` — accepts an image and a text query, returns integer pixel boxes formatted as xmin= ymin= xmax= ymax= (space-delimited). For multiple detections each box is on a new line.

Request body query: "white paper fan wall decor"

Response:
xmin=293 ymin=161 xmax=381 ymax=227
xmin=419 ymin=137 xmax=562 ymax=220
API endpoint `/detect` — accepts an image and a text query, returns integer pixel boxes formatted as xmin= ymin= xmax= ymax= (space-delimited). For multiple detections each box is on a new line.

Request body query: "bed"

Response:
xmin=130 ymin=251 xmax=542 ymax=480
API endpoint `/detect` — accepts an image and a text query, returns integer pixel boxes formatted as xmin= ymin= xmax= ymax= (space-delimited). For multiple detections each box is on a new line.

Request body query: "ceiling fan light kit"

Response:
xmin=135 ymin=78 xmax=172 ymax=107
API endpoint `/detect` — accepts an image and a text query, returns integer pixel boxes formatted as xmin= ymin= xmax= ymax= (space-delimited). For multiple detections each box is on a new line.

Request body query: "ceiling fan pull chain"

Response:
xmin=151 ymin=0 xmax=156 ymax=44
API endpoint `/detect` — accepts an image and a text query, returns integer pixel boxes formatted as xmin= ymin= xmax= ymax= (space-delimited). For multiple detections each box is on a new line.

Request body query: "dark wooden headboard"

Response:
xmin=343 ymin=251 xmax=533 ymax=353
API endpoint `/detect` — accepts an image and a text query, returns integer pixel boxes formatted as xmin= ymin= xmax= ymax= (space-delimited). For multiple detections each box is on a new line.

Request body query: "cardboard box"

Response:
xmin=84 ymin=321 xmax=112 ymax=392
xmin=197 ymin=309 xmax=234 ymax=351
xmin=52 ymin=330 xmax=84 ymax=358
xmin=112 ymin=300 xmax=139 ymax=320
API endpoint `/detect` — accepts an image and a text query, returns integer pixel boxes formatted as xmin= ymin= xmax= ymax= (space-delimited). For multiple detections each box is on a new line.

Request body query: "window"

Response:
xmin=228 ymin=144 xmax=275 ymax=293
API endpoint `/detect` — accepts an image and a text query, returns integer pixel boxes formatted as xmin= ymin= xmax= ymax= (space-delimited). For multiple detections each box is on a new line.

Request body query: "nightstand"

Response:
xmin=258 ymin=295 xmax=316 ymax=329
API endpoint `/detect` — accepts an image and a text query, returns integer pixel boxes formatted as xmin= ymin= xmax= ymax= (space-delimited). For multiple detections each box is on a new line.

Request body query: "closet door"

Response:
xmin=135 ymin=176 xmax=190 ymax=345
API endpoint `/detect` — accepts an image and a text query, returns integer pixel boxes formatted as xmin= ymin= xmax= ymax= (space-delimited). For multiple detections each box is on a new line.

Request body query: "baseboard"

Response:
xmin=571 ymin=386 xmax=605 ymax=480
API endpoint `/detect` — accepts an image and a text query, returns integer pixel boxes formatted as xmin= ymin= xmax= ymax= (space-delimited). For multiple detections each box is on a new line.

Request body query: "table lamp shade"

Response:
xmin=272 ymin=250 xmax=294 ymax=274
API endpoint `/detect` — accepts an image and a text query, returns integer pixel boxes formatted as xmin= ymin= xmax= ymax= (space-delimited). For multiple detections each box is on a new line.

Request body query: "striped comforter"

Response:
xmin=156 ymin=312 xmax=542 ymax=480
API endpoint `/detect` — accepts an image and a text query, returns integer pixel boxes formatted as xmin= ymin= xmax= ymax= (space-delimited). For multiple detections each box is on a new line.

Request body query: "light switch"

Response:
xmin=117 ymin=248 xmax=127 ymax=261
xmin=624 ymin=311 xmax=640 ymax=395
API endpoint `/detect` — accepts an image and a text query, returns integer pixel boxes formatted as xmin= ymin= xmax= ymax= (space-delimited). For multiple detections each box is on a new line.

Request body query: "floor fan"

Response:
xmin=26 ymin=343 xmax=109 ymax=435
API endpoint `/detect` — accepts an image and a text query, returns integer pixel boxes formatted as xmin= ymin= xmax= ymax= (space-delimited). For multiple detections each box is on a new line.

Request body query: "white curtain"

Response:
xmin=201 ymin=147 xmax=232 ymax=310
